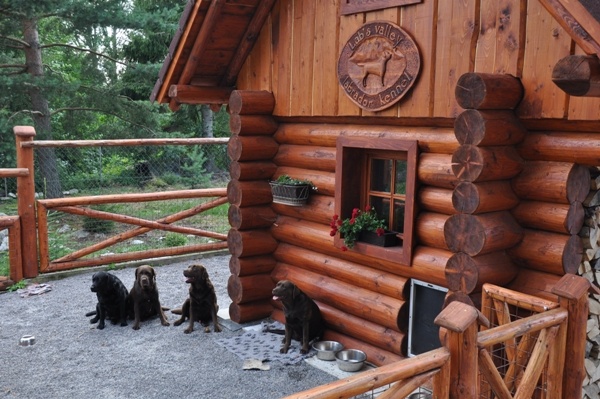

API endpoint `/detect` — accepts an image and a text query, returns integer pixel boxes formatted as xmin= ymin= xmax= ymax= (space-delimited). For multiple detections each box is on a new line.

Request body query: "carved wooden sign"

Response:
xmin=338 ymin=21 xmax=421 ymax=112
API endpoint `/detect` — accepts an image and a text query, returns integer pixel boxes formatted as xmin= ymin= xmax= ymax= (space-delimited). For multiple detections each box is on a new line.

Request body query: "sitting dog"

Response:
xmin=128 ymin=265 xmax=170 ymax=330
xmin=172 ymin=264 xmax=221 ymax=334
xmin=86 ymin=271 xmax=129 ymax=330
xmin=272 ymin=279 xmax=325 ymax=354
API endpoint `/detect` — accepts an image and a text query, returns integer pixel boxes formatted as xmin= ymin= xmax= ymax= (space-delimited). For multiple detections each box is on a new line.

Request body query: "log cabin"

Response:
xmin=151 ymin=0 xmax=600 ymax=397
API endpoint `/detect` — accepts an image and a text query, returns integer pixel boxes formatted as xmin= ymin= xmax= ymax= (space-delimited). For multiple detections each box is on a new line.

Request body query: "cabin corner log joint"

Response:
xmin=226 ymin=90 xmax=279 ymax=324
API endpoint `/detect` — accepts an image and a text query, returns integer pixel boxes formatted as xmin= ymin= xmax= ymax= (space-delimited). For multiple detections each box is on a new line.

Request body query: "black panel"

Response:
xmin=408 ymin=280 xmax=447 ymax=357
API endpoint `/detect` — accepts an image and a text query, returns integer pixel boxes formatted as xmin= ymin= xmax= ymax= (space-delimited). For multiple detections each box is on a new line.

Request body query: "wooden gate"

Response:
xmin=4 ymin=126 xmax=230 ymax=278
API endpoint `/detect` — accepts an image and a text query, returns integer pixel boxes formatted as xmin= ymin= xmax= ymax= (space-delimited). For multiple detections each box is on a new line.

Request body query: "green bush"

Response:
xmin=164 ymin=233 xmax=187 ymax=247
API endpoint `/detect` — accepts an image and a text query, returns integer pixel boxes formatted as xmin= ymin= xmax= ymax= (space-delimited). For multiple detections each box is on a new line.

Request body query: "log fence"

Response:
xmin=1 ymin=126 xmax=230 ymax=281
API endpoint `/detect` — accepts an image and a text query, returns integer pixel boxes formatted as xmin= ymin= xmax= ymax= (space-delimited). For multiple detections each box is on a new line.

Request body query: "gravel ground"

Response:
xmin=0 ymin=252 xmax=336 ymax=399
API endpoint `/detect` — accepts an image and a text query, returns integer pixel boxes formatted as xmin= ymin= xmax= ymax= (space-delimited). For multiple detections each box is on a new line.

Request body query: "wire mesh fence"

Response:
xmin=0 ymin=140 xmax=231 ymax=277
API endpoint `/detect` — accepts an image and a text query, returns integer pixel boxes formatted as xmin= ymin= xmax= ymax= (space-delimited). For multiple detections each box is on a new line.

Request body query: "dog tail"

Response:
xmin=170 ymin=308 xmax=182 ymax=315
xmin=85 ymin=310 xmax=96 ymax=317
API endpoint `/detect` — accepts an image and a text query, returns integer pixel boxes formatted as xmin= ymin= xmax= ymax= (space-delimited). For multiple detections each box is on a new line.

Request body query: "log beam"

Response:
xmin=454 ymin=109 xmax=526 ymax=146
xmin=229 ymin=255 xmax=276 ymax=277
xmin=228 ymin=90 xmax=275 ymax=115
xmin=228 ymin=205 xmax=276 ymax=230
xmin=227 ymin=228 xmax=278 ymax=258
xmin=511 ymin=200 xmax=584 ymax=235
xmin=452 ymin=181 xmax=520 ymax=214
xmin=229 ymin=160 xmax=277 ymax=181
xmin=444 ymin=212 xmax=523 ymax=256
xmin=511 ymin=161 xmax=590 ymax=204
xmin=445 ymin=251 xmax=519 ymax=294
xmin=226 ymin=180 xmax=272 ymax=207
xmin=229 ymin=300 xmax=272 ymax=324
xmin=229 ymin=114 xmax=278 ymax=136
xmin=168 ymin=85 xmax=233 ymax=105
xmin=227 ymin=135 xmax=278 ymax=162
xmin=227 ymin=273 xmax=274 ymax=304
xmin=507 ymin=229 xmax=583 ymax=275
xmin=451 ymin=145 xmax=523 ymax=182
xmin=552 ymin=55 xmax=600 ymax=97
xmin=455 ymin=73 xmax=524 ymax=110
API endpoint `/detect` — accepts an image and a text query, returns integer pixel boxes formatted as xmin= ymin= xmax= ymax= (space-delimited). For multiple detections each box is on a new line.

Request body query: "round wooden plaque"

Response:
xmin=338 ymin=21 xmax=421 ymax=112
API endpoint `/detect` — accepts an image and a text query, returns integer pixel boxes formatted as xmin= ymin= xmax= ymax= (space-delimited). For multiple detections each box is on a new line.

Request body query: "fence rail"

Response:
xmin=1 ymin=126 xmax=230 ymax=281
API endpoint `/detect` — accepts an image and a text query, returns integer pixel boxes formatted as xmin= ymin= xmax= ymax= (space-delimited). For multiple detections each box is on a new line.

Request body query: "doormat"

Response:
xmin=214 ymin=321 xmax=317 ymax=365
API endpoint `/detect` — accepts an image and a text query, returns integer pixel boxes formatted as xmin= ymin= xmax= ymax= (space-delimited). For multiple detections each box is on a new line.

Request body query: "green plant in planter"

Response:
xmin=270 ymin=175 xmax=316 ymax=206
xmin=273 ymin=174 xmax=314 ymax=187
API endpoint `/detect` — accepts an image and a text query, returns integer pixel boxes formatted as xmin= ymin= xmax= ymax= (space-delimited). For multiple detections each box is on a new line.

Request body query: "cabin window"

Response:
xmin=334 ymin=137 xmax=417 ymax=265
xmin=340 ymin=0 xmax=423 ymax=16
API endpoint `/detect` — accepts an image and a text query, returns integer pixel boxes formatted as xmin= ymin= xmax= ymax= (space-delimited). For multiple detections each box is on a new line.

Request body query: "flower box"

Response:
xmin=269 ymin=182 xmax=312 ymax=206
xmin=358 ymin=230 xmax=399 ymax=247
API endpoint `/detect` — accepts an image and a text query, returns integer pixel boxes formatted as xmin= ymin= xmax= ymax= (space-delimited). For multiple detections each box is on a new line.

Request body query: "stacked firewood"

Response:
xmin=579 ymin=167 xmax=600 ymax=399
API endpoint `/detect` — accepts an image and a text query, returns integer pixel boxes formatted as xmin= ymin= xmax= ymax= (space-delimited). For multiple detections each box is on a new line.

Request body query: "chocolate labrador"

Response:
xmin=86 ymin=271 xmax=129 ymax=330
xmin=128 ymin=265 xmax=170 ymax=330
xmin=272 ymin=279 xmax=325 ymax=354
xmin=173 ymin=264 xmax=221 ymax=334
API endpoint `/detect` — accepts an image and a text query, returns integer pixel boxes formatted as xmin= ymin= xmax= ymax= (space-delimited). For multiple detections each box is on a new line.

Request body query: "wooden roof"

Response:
xmin=151 ymin=0 xmax=600 ymax=109
xmin=539 ymin=0 xmax=600 ymax=56
xmin=150 ymin=0 xmax=276 ymax=109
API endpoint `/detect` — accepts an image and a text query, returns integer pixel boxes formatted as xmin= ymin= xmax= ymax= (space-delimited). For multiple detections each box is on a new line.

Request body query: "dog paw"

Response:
xmin=183 ymin=328 xmax=192 ymax=334
xmin=132 ymin=324 xmax=140 ymax=330
xmin=120 ymin=322 xmax=128 ymax=327
xmin=214 ymin=325 xmax=222 ymax=333
xmin=280 ymin=347 xmax=289 ymax=354
xmin=300 ymin=348 xmax=309 ymax=354
xmin=204 ymin=326 xmax=211 ymax=333
xmin=90 ymin=318 xmax=98 ymax=324
xmin=162 ymin=321 xmax=170 ymax=327
xmin=173 ymin=320 xmax=183 ymax=326
xmin=97 ymin=323 xmax=105 ymax=330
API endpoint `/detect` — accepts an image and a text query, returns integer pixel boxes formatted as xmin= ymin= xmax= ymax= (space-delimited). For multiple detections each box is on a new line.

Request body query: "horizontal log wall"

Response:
xmin=265 ymin=123 xmax=459 ymax=360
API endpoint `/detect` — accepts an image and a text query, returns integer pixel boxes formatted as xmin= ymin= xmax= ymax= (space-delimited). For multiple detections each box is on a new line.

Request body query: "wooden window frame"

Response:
xmin=334 ymin=136 xmax=418 ymax=266
xmin=340 ymin=0 xmax=423 ymax=16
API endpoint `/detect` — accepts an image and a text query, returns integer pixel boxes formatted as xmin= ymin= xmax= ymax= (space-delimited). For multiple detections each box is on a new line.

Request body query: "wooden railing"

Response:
xmin=284 ymin=275 xmax=590 ymax=399
xmin=3 ymin=126 xmax=230 ymax=280
xmin=281 ymin=347 xmax=450 ymax=399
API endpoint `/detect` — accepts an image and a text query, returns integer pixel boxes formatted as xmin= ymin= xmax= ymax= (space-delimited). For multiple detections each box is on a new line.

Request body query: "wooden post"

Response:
xmin=435 ymin=301 xmax=482 ymax=399
xmin=14 ymin=126 xmax=38 ymax=278
xmin=551 ymin=274 xmax=591 ymax=399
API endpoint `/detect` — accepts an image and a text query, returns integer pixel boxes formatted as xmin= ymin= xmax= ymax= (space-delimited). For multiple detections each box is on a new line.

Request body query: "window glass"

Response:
xmin=370 ymin=158 xmax=391 ymax=193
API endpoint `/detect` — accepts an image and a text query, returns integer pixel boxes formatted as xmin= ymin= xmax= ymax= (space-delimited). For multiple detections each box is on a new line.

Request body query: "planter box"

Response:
xmin=269 ymin=182 xmax=311 ymax=206
xmin=358 ymin=230 xmax=399 ymax=247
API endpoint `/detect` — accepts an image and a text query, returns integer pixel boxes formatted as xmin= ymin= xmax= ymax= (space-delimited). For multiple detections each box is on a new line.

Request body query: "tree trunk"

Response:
xmin=200 ymin=104 xmax=219 ymax=173
xmin=22 ymin=18 xmax=62 ymax=198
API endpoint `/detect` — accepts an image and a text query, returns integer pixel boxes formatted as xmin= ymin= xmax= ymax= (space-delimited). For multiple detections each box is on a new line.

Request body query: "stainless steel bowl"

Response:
xmin=335 ymin=349 xmax=367 ymax=372
xmin=312 ymin=340 xmax=344 ymax=361
xmin=19 ymin=335 xmax=36 ymax=346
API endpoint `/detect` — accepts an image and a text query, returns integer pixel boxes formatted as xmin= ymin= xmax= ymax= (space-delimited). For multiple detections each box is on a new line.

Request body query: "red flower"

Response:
xmin=365 ymin=204 xmax=371 ymax=212
xmin=332 ymin=214 xmax=339 ymax=220
xmin=329 ymin=229 xmax=337 ymax=237
xmin=349 ymin=218 xmax=356 ymax=225
xmin=351 ymin=208 xmax=359 ymax=218
xmin=341 ymin=246 xmax=348 ymax=251
xmin=376 ymin=227 xmax=385 ymax=236
xmin=337 ymin=219 xmax=343 ymax=226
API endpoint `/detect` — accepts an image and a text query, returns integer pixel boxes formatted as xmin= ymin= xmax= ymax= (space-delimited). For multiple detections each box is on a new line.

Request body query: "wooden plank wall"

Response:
xmin=236 ymin=0 xmax=599 ymax=123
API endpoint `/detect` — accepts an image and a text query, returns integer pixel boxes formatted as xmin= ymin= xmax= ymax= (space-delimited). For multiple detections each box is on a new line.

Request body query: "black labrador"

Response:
xmin=172 ymin=264 xmax=221 ymax=334
xmin=86 ymin=271 xmax=129 ymax=330
xmin=272 ymin=279 xmax=325 ymax=354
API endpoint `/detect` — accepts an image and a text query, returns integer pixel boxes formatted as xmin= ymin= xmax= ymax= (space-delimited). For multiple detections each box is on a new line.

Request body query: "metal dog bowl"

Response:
xmin=312 ymin=340 xmax=344 ymax=361
xmin=19 ymin=335 xmax=36 ymax=346
xmin=335 ymin=349 xmax=367 ymax=372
